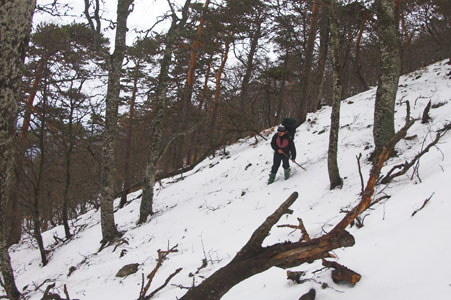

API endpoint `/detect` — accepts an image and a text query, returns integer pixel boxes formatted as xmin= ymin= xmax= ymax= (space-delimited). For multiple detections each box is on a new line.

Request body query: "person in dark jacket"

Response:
xmin=268 ymin=125 xmax=296 ymax=184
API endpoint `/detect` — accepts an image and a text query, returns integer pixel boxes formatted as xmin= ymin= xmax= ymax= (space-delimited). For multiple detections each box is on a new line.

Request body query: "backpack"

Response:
xmin=282 ymin=117 xmax=297 ymax=140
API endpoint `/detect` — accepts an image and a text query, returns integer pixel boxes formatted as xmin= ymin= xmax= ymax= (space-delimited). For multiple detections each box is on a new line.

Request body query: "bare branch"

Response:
xmin=238 ymin=192 xmax=298 ymax=257
xmin=381 ymin=131 xmax=442 ymax=184
xmin=138 ymin=245 xmax=179 ymax=300
xmin=145 ymin=268 xmax=182 ymax=299
xmin=356 ymin=153 xmax=364 ymax=194
xmin=412 ymin=193 xmax=434 ymax=217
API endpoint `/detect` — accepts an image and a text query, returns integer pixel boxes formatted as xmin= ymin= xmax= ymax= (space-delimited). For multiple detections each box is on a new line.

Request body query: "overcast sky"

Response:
xmin=34 ymin=0 xmax=188 ymax=46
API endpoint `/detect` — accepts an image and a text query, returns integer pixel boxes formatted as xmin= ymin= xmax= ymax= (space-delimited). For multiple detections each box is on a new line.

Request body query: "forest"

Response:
xmin=0 ymin=0 xmax=450 ymax=299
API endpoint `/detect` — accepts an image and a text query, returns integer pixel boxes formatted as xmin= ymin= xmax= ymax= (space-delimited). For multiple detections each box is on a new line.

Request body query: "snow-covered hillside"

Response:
xmin=7 ymin=60 xmax=451 ymax=300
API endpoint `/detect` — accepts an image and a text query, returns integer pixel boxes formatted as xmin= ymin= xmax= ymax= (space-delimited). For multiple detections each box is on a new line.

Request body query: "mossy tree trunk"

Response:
xmin=98 ymin=0 xmax=134 ymax=245
xmin=327 ymin=0 xmax=343 ymax=190
xmin=373 ymin=0 xmax=401 ymax=159
xmin=0 ymin=1 xmax=36 ymax=299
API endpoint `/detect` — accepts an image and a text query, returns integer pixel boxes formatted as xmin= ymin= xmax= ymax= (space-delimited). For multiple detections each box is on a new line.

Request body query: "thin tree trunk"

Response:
xmin=31 ymin=91 xmax=49 ymax=266
xmin=198 ymin=58 xmax=212 ymax=112
xmin=373 ymin=0 xmax=401 ymax=159
xmin=62 ymin=96 xmax=77 ymax=239
xmin=209 ymin=40 xmax=230 ymax=143
xmin=21 ymin=58 xmax=46 ymax=139
xmin=353 ymin=12 xmax=371 ymax=91
xmin=298 ymin=0 xmax=320 ymax=123
xmin=0 ymin=1 xmax=35 ymax=298
xmin=311 ymin=0 xmax=329 ymax=113
xmin=138 ymin=0 xmax=192 ymax=224
xmin=99 ymin=0 xmax=133 ymax=245
xmin=183 ymin=0 xmax=210 ymax=107
xmin=327 ymin=0 xmax=343 ymax=190
xmin=240 ymin=15 xmax=262 ymax=110
xmin=120 ymin=63 xmax=139 ymax=208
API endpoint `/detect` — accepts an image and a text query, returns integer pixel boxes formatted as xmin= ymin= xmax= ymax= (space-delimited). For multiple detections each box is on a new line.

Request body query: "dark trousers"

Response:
xmin=271 ymin=152 xmax=289 ymax=173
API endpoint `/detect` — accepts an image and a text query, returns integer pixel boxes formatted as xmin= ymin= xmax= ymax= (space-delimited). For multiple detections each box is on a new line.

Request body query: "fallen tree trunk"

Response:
xmin=179 ymin=192 xmax=355 ymax=300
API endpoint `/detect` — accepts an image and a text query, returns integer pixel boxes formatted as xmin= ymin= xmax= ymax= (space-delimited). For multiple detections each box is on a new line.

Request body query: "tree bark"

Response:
xmin=0 ymin=1 xmax=36 ymax=298
xmin=327 ymin=0 xmax=343 ymax=190
xmin=99 ymin=0 xmax=134 ymax=244
xmin=310 ymin=0 xmax=330 ymax=113
xmin=373 ymin=0 xmax=401 ymax=159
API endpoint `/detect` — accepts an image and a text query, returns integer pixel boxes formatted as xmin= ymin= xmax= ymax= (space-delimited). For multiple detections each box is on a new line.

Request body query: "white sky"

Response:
xmin=34 ymin=0 xmax=188 ymax=46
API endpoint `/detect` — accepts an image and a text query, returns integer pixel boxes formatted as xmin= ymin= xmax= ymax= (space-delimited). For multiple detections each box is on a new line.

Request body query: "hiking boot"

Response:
xmin=284 ymin=168 xmax=291 ymax=180
xmin=268 ymin=172 xmax=276 ymax=184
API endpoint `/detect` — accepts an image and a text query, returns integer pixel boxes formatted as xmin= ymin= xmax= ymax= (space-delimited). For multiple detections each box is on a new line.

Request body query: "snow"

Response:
xmin=6 ymin=60 xmax=451 ymax=300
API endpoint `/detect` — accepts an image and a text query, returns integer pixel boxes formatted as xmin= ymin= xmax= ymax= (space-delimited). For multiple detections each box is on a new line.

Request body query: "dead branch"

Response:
xmin=145 ymin=268 xmax=182 ymax=299
xmin=40 ymin=283 xmax=75 ymax=300
xmin=380 ymin=131 xmax=442 ymax=184
xmin=278 ymin=218 xmax=311 ymax=242
xmin=356 ymin=153 xmax=364 ymax=194
xmin=63 ymin=285 xmax=71 ymax=300
xmin=412 ymin=193 xmax=434 ymax=216
xmin=138 ymin=245 xmax=179 ymax=300
xmin=286 ymin=270 xmax=306 ymax=284
xmin=322 ymin=260 xmax=361 ymax=286
xmin=299 ymin=288 xmax=316 ymax=300
xmin=421 ymin=100 xmax=431 ymax=124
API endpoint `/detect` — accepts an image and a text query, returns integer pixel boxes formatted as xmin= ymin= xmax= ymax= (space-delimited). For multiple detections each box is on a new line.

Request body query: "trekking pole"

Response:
xmin=281 ymin=152 xmax=307 ymax=171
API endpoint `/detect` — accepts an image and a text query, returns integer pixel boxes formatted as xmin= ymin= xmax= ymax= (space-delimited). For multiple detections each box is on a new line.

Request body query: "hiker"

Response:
xmin=268 ymin=125 xmax=296 ymax=184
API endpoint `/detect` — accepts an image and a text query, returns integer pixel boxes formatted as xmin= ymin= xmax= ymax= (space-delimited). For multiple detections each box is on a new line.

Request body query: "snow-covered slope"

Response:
xmin=8 ymin=60 xmax=451 ymax=300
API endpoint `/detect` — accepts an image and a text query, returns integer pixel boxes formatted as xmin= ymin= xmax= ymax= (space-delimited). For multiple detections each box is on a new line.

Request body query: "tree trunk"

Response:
xmin=62 ymin=96 xmax=78 ymax=239
xmin=311 ymin=0 xmax=330 ymax=112
xmin=32 ymin=93 xmax=49 ymax=266
xmin=99 ymin=0 xmax=133 ymax=244
xmin=139 ymin=0 xmax=192 ymax=224
xmin=298 ymin=0 xmax=320 ymax=122
xmin=353 ymin=12 xmax=371 ymax=91
xmin=120 ymin=63 xmax=139 ymax=208
xmin=373 ymin=0 xmax=401 ymax=159
xmin=209 ymin=39 xmax=230 ymax=146
xmin=327 ymin=0 xmax=343 ymax=190
xmin=240 ymin=15 xmax=262 ymax=111
xmin=0 ymin=1 xmax=35 ymax=298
